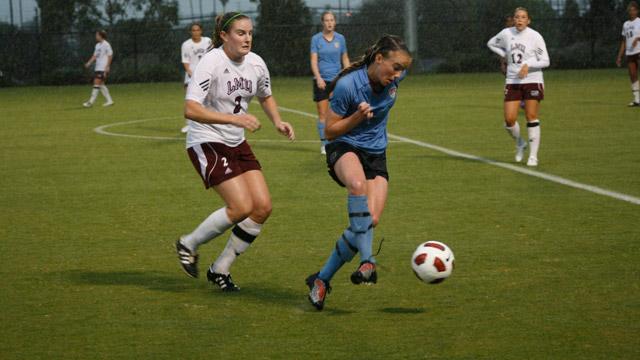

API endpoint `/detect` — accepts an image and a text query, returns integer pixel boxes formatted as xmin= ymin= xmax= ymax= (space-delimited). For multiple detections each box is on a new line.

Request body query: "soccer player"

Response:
xmin=175 ymin=12 xmax=295 ymax=292
xmin=83 ymin=30 xmax=114 ymax=107
xmin=487 ymin=7 xmax=550 ymax=167
xmin=305 ymin=35 xmax=412 ymax=310
xmin=616 ymin=1 xmax=640 ymax=107
xmin=181 ymin=22 xmax=212 ymax=133
xmin=310 ymin=11 xmax=350 ymax=154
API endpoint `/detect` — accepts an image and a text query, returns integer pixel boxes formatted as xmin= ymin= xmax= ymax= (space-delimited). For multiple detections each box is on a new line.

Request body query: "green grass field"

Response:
xmin=1 ymin=69 xmax=639 ymax=359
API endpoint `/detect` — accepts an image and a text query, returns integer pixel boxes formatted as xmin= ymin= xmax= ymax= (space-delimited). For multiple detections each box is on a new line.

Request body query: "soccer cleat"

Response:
xmin=207 ymin=269 xmax=240 ymax=292
xmin=320 ymin=145 xmax=326 ymax=155
xmin=102 ymin=101 xmax=114 ymax=107
xmin=628 ymin=101 xmax=640 ymax=107
xmin=350 ymin=261 xmax=377 ymax=285
xmin=306 ymin=272 xmax=330 ymax=310
xmin=83 ymin=101 xmax=92 ymax=108
xmin=175 ymin=239 xmax=198 ymax=278
xmin=181 ymin=125 xmax=189 ymax=133
xmin=515 ymin=137 xmax=527 ymax=163
xmin=526 ymin=156 xmax=538 ymax=167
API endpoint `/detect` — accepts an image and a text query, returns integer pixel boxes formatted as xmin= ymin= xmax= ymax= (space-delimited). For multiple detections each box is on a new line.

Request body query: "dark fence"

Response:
xmin=0 ymin=16 xmax=622 ymax=86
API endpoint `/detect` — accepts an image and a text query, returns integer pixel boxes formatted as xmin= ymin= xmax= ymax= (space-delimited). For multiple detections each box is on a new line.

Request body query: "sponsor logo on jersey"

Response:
xmin=389 ymin=87 xmax=397 ymax=98
xmin=530 ymin=90 xmax=539 ymax=96
xmin=334 ymin=42 xmax=340 ymax=48
xmin=226 ymin=77 xmax=253 ymax=95
xmin=224 ymin=68 xmax=230 ymax=74
xmin=510 ymin=43 xmax=526 ymax=52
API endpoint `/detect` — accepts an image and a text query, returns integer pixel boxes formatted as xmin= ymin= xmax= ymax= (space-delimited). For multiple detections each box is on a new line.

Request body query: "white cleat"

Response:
xmin=181 ymin=125 xmax=189 ymax=134
xmin=320 ymin=145 xmax=326 ymax=155
xmin=628 ymin=101 xmax=640 ymax=107
xmin=526 ymin=157 xmax=538 ymax=167
xmin=102 ymin=101 xmax=114 ymax=107
xmin=83 ymin=101 xmax=92 ymax=108
xmin=515 ymin=138 xmax=527 ymax=163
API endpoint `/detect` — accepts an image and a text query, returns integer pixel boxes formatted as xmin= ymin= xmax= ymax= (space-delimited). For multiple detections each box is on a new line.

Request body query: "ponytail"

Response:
xmin=212 ymin=12 xmax=249 ymax=49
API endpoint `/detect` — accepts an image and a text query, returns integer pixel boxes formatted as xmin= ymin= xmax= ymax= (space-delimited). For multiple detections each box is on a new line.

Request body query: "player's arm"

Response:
xmin=310 ymin=52 xmax=325 ymax=90
xmin=341 ymin=52 xmax=350 ymax=69
xmin=85 ymin=55 xmax=96 ymax=68
xmin=617 ymin=39 xmax=626 ymax=67
xmin=184 ymin=100 xmax=260 ymax=132
xmin=257 ymin=95 xmax=295 ymax=140
xmin=183 ymin=63 xmax=192 ymax=77
xmin=181 ymin=44 xmax=192 ymax=76
xmin=105 ymin=55 xmax=113 ymax=74
xmin=324 ymin=104 xmax=373 ymax=141
xmin=487 ymin=32 xmax=506 ymax=58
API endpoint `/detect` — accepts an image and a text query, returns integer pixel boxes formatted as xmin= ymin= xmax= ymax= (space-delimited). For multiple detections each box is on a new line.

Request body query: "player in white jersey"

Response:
xmin=175 ymin=12 xmax=295 ymax=292
xmin=180 ymin=22 xmax=212 ymax=132
xmin=488 ymin=7 xmax=550 ymax=167
xmin=616 ymin=1 xmax=640 ymax=107
xmin=83 ymin=30 xmax=114 ymax=108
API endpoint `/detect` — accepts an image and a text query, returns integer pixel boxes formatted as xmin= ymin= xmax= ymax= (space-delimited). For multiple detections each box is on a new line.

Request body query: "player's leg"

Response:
xmin=524 ymin=83 xmax=543 ymax=167
xmin=99 ymin=74 xmax=114 ymax=106
xmin=628 ymin=56 xmax=639 ymax=106
xmin=316 ymin=99 xmax=329 ymax=154
xmin=84 ymin=76 xmax=102 ymax=107
xmin=504 ymin=98 xmax=527 ymax=162
xmin=182 ymin=80 xmax=190 ymax=133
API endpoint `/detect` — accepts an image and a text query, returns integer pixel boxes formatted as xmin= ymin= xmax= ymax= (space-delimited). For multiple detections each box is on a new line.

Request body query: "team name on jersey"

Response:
xmin=511 ymin=43 xmax=526 ymax=52
xmin=226 ymin=77 xmax=253 ymax=95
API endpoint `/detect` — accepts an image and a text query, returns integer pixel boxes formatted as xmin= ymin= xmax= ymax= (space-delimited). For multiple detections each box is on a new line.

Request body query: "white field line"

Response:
xmin=276 ymin=105 xmax=640 ymax=206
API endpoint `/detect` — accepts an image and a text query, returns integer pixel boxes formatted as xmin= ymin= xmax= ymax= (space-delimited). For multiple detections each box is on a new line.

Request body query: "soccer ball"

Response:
xmin=411 ymin=241 xmax=455 ymax=284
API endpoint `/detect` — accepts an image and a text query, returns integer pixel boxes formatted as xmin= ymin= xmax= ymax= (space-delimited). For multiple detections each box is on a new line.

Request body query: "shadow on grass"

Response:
xmin=379 ymin=307 xmax=426 ymax=314
xmin=57 ymin=270 xmax=194 ymax=293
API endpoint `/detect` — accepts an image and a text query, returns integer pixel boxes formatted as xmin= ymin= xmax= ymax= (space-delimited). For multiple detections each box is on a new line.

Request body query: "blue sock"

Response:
xmin=316 ymin=119 xmax=327 ymax=146
xmin=347 ymin=195 xmax=375 ymax=263
xmin=318 ymin=229 xmax=358 ymax=281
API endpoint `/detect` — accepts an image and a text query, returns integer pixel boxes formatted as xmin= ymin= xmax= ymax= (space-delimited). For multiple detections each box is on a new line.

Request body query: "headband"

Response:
xmin=222 ymin=13 xmax=246 ymax=31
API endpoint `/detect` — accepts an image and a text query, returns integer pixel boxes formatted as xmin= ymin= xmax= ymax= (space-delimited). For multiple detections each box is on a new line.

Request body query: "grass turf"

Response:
xmin=0 ymin=69 xmax=638 ymax=359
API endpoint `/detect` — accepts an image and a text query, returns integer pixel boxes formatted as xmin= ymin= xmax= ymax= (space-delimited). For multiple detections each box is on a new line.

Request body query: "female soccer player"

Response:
xmin=83 ymin=30 xmax=114 ymax=107
xmin=487 ymin=7 xmax=550 ymax=167
xmin=180 ymin=22 xmax=212 ymax=133
xmin=306 ymin=35 xmax=412 ymax=310
xmin=616 ymin=1 xmax=640 ymax=107
xmin=175 ymin=12 xmax=295 ymax=292
xmin=310 ymin=11 xmax=350 ymax=154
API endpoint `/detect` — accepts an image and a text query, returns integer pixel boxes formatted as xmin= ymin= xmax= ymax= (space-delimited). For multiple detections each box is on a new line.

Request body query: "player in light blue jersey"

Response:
xmin=310 ymin=11 xmax=350 ymax=154
xmin=306 ymin=35 xmax=412 ymax=311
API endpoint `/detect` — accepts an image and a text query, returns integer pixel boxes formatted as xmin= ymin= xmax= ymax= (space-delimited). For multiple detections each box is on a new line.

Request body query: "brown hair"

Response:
xmin=212 ymin=12 xmax=250 ymax=48
xmin=189 ymin=22 xmax=203 ymax=32
xmin=629 ymin=1 xmax=640 ymax=11
xmin=321 ymin=11 xmax=335 ymax=23
xmin=97 ymin=29 xmax=107 ymax=40
xmin=514 ymin=7 xmax=531 ymax=20
xmin=327 ymin=34 xmax=411 ymax=93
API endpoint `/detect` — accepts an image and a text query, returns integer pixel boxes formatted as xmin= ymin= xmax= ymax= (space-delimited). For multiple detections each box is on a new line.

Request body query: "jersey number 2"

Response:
xmin=233 ymin=96 xmax=242 ymax=114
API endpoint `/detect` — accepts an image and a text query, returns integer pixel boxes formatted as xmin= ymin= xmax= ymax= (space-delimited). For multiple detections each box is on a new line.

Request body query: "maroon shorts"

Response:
xmin=504 ymin=83 xmax=544 ymax=102
xmin=94 ymin=71 xmax=106 ymax=80
xmin=187 ymin=141 xmax=261 ymax=188
xmin=627 ymin=53 xmax=640 ymax=64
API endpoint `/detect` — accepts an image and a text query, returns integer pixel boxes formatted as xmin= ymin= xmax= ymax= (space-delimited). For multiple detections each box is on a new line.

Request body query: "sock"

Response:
xmin=632 ymin=81 xmax=639 ymax=103
xmin=527 ymin=120 xmax=541 ymax=159
xmin=100 ymin=85 xmax=113 ymax=103
xmin=505 ymin=122 xmax=521 ymax=142
xmin=89 ymin=86 xmax=99 ymax=103
xmin=211 ymin=217 xmax=262 ymax=275
xmin=316 ymin=119 xmax=327 ymax=146
xmin=318 ymin=229 xmax=358 ymax=281
xmin=347 ymin=194 xmax=375 ymax=263
xmin=181 ymin=207 xmax=233 ymax=251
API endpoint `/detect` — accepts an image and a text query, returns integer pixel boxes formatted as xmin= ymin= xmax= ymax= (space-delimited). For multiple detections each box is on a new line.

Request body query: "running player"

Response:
xmin=306 ymin=35 xmax=412 ymax=310
xmin=83 ymin=30 xmax=114 ymax=107
xmin=181 ymin=22 xmax=212 ymax=133
xmin=616 ymin=1 xmax=640 ymax=107
xmin=487 ymin=7 xmax=550 ymax=167
xmin=175 ymin=12 xmax=295 ymax=291
xmin=310 ymin=11 xmax=350 ymax=154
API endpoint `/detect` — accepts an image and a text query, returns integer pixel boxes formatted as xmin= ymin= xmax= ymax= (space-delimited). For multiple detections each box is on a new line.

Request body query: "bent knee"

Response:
xmin=346 ymin=179 xmax=367 ymax=195
xmin=251 ymin=200 xmax=272 ymax=222
xmin=227 ymin=201 xmax=253 ymax=222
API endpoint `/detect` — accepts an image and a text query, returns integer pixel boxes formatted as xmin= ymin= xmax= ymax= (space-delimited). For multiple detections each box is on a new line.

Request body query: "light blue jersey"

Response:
xmin=310 ymin=32 xmax=347 ymax=81
xmin=330 ymin=66 xmax=406 ymax=154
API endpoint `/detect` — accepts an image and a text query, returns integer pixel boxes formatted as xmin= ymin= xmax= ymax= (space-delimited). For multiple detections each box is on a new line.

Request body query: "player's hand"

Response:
xmin=357 ymin=102 xmax=374 ymax=121
xmin=84 ymin=62 xmax=90 ymax=69
xmin=616 ymin=57 xmax=622 ymax=67
xmin=275 ymin=121 xmax=295 ymax=141
xmin=235 ymin=114 xmax=261 ymax=132
xmin=316 ymin=78 xmax=326 ymax=90
xmin=633 ymin=38 xmax=640 ymax=47
xmin=518 ymin=64 xmax=529 ymax=79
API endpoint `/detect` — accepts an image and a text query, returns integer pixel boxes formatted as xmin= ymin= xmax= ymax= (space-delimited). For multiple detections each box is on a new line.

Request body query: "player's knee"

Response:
xmin=227 ymin=201 xmax=253 ymax=223
xmin=251 ymin=200 xmax=272 ymax=223
xmin=346 ymin=179 xmax=367 ymax=195
xmin=504 ymin=118 xmax=517 ymax=127
xmin=525 ymin=112 xmax=537 ymax=121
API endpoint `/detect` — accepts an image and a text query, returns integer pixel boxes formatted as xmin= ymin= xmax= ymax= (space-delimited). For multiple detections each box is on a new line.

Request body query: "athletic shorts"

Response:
xmin=312 ymin=78 xmax=331 ymax=102
xmin=94 ymin=71 xmax=106 ymax=80
xmin=325 ymin=141 xmax=389 ymax=187
xmin=504 ymin=83 xmax=544 ymax=102
xmin=187 ymin=141 xmax=261 ymax=188
xmin=627 ymin=53 xmax=640 ymax=63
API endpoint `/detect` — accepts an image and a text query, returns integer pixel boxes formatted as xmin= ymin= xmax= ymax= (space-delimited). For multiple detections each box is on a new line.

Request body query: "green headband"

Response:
xmin=222 ymin=13 xmax=246 ymax=31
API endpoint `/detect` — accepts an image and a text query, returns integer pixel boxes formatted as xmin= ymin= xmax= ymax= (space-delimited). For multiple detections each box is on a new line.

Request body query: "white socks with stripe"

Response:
xmin=632 ymin=81 xmax=639 ymax=103
xmin=181 ymin=207 xmax=233 ymax=252
xmin=100 ymin=85 xmax=113 ymax=103
xmin=211 ymin=217 xmax=262 ymax=275
xmin=505 ymin=122 xmax=521 ymax=142
xmin=527 ymin=120 xmax=541 ymax=160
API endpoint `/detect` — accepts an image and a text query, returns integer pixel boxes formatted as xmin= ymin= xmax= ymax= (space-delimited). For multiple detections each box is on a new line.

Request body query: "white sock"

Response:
xmin=632 ymin=81 xmax=639 ymax=103
xmin=527 ymin=120 xmax=541 ymax=159
xmin=505 ymin=122 xmax=521 ymax=142
xmin=211 ymin=217 xmax=263 ymax=275
xmin=100 ymin=85 xmax=113 ymax=103
xmin=181 ymin=207 xmax=233 ymax=251
xmin=89 ymin=87 xmax=99 ymax=103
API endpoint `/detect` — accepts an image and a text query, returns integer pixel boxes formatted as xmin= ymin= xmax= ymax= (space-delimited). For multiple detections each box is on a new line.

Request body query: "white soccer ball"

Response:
xmin=411 ymin=241 xmax=455 ymax=284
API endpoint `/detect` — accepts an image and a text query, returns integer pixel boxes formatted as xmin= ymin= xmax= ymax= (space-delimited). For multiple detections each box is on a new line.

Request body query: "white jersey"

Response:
xmin=93 ymin=40 xmax=113 ymax=72
xmin=185 ymin=48 xmax=272 ymax=148
xmin=181 ymin=37 xmax=212 ymax=83
xmin=622 ymin=18 xmax=640 ymax=56
xmin=487 ymin=27 xmax=550 ymax=84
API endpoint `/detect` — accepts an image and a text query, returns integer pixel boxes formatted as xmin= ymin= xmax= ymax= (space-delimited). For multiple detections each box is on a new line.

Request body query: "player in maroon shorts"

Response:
xmin=488 ymin=7 xmax=550 ymax=166
xmin=617 ymin=1 xmax=640 ymax=107
xmin=175 ymin=12 xmax=295 ymax=291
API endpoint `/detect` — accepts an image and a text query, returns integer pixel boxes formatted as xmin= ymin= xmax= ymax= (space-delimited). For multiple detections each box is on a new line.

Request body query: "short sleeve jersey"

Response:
xmin=487 ymin=27 xmax=549 ymax=84
xmin=185 ymin=48 xmax=272 ymax=148
xmin=310 ymin=32 xmax=347 ymax=81
xmin=329 ymin=66 xmax=405 ymax=154
xmin=181 ymin=37 xmax=213 ymax=70
xmin=622 ymin=18 xmax=640 ymax=56
xmin=93 ymin=40 xmax=113 ymax=72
